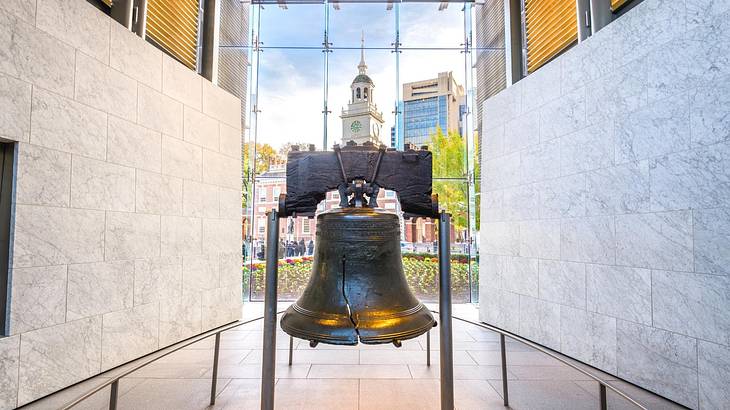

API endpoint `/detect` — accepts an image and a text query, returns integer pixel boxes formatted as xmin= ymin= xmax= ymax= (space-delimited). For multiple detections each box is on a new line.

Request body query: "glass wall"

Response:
xmin=242 ymin=0 xmax=489 ymax=304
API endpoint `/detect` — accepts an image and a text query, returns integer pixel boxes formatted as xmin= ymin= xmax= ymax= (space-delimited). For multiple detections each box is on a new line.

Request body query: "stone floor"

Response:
xmin=24 ymin=303 xmax=683 ymax=410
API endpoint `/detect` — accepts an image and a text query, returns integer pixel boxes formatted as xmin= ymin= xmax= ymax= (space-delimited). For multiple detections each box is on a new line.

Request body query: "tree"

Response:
xmin=428 ymin=127 xmax=468 ymax=234
xmin=242 ymin=142 xmax=282 ymax=210
xmin=278 ymin=142 xmax=311 ymax=158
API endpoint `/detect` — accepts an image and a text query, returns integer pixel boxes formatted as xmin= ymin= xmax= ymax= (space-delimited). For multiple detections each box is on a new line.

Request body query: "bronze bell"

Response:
xmin=280 ymin=207 xmax=436 ymax=346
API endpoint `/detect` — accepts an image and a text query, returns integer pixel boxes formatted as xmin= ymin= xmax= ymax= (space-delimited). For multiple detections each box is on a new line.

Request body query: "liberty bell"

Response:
xmin=279 ymin=142 xmax=438 ymax=346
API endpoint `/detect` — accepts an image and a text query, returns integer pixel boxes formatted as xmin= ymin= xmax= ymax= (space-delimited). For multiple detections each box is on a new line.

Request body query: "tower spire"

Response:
xmin=358 ymin=31 xmax=367 ymax=74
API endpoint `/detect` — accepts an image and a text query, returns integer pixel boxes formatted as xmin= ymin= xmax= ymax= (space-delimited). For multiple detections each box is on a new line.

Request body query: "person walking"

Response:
xmin=307 ymin=240 xmax=314 ymax=255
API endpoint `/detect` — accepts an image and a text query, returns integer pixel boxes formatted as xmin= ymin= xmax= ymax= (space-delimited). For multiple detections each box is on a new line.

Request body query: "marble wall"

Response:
xmin=479 ymin=0 xmax=730 ymax=408
xmin=0 ymin=0 xmax=243 ymax=408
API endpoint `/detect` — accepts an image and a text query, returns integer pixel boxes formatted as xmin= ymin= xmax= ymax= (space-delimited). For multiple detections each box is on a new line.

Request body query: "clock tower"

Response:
xmin=341 ymin=34 xmax=384 ymax=146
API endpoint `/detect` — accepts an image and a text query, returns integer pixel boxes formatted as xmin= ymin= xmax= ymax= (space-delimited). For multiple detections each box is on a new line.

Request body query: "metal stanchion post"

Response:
xmin=426 ymin=330 xmax=431 ymax=367
xmin=108 ymin=380 xmax=118 ymax=410
xmin=500 ymin=334 xmax=509 ymax=406
xmin=210 ymin=332 xmax=221 ymax=405
xmin=599 ymin=383 xmax=607 ymax=410
xmin=289 ymin=336 xmax=294 ymax=366
xmin=261 ymin=210 xmax=280 ymax=410
xmin=438 ymin=212 xmax=454 ymax=410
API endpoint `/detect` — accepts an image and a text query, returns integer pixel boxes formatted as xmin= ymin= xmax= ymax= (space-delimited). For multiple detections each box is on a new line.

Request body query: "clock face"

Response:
xmin=350 ymin=120 xmax=362 ymax=133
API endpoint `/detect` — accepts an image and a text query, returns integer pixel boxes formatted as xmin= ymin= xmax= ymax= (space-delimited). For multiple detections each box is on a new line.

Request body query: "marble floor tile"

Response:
xmin=574 ymin=380 xmax=685 ymax=410
xmin=509 ymin=365 xmax=596 ymax=381
xmin=202 ymin=363 xmax=311 ymax=379
xmin=275 ymin=379 xmax=358 ymax=410
xmin=487 ymin=380 xmax=597 ymax=410
xmin=466 ymin=350 xmax=563 ymax=366
xmin=408 ymin=364 xmax=517 ymax=380
xmin=157 ymin=348 xmax=251 ymax=365
xmin=359 ymin=349 xmax=476 ymax=365
xmin=359 ymin=379 xmax=440 ymax=410
xmin=307 ymin=364 xmax=412 ymax=379
xmin=210 ymin=379 xmax=262 ymax=409
xmin=128 ymin=362 xmax=211 ymax=379
xmin=116 ymin=378 xmax=231 ymax=410
xmin=242 ymin=348 xmax=359 ymax=365
xmin=22 ymin=378 xmax=144 ymax=410
xmin=455 ymin=380 xmax=509 ymax=410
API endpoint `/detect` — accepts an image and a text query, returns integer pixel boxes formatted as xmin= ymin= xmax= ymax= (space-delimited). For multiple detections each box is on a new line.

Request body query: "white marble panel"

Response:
xmin=136 ymin=170 xmax=183 ymax=215
xmin=66 ymin=260 xmax=134 ymax=320
xmin=202 ymin=149 xmax=240 ymax=189
xmin=521 ymin=61 xmax=561 ymax=113
xmin=0 ymin=335 xmax=20 ymax=410
xmin=183 ymin=106 xmax=219 ymax=151
xmin=698 ymin=340 xmax=730 ymax=409
xmin=694 ymin=207 xmax=730 ymax=275
xmin=9 ymin=265 xmax=66 ymax=334
xmin=520 ymin=139 xmax=560 ymax=184
xmin=615 ymin=210 xmax=693 ymax=271
xmin=585 ymin=57 xmax=648 ymax=126
xmin=539 ymin=260 xmax=586 ymax=309
xmin=201 ymin=285 xmax=242 ymax=329
xmin=482 ymin=83 xmax=521 ymax=127
xmin=101 ymin=303 xmax=159 ymax=371
xmin=586 ymin=161 xmax=650 ymax=216
xmin=501 ymin=256 xmax=538 ymax=298
xmin=502 ymin=184 xmax=539 ymax=221
xmin=161 ymin=216 xmax=202 ymax=257
xmin=162 ymin=54 xmax=202 ymax=110
xmin=560 ymin=216 xmax=615 ymax=264
xmin=182 ymin=254 xmax=219 ymax=292
xmin=650 ymin=141 xmax=730 ymax=211
xmin=519 ymin=295 xmax=561 ymax=350
xmin=481 ymin=221 xmax=519 ymax=256
xmin=30 ymin=88 xmax=107 ymax=160
xmin=653 ymin=270 xmax=730 ymax=346
xmin=183 ymin=180 xmax=219 ymax=218
xmin=15 ymin=144 xmax=71 ymax=207
xmin=12 ymin=205 xmax=105 ymax=267
xmin=35 ymin=0 xmax=110 ymax=63
xmin=17 ymin=316 xmax=102 ymax=406
xmin=481 ymin=124 xmax=504 ymax=160
xmin=219 ymin=123 xmax=242 ymax=158
xmin=138 ymin=84 xmax=183 ymax=138
xmin=586 ymin=264 xmax=652 ymax=325
xmin=202 ymin=80 xmax=241 ymax=128
xmin=162 ymin=135 xmax=203 ymax=181
xmin=615 ymin=93 xmax=690 ymax=164
xmin=612 ymin=0 xmax=685 ymax=67
xmin=107 ymin=115 xmax=162 ymax=173
xmin=519 ymin=219 xmax=560 ymax=259
xmin=690 ymin=85 xmax=730 ymax=147
xmin=538 ymin=87 xmax=586 ymax=142
xmin=219 ymin=187 xmax=242 ymax=220
xmin=134 ymin=256 xmax=182 ymax=305
xmin=479 ymin=254 xmax=505 ymax=288
xmin=560 ymin=307 xmax=617 ymax=374
xmin=0 ymin=10 xmax=75 ymax=97
xmin=220 ymin=252 xmax=243 ymax=286
xmin=616 ymin=320 xmax=698 ymax=409
xmin=480 ymin=189 xmax=504 ymax=222
xmin=71 ymin=156 xmax=135 ymax=212
xmin=483 ymin=151 xmax=520 ymax=190
xmin=503 ymin=110 xmax=539 ymax=154
xmin=110 ymin=22 xmax=163 ymax=91
xmin=202 ymin=218 xmax=240 ymax=255
xmin=0 ymin=0 xmax=35 ymax=23
xmin=105 ymin=211 xmax=161 ymax=261
xmin=0 ymin=73 xmax=31 ymax=142
xmin=159 ymin=292 xmax=202 ymax=346
xmin=559 ymin=25 xmax=616 ymax=94
xmin=478 ymin=287 xmax=519 ymax=332
xmin=74 ymin=51 xmax=137 ymax=122
xmin=559 ymin=122 xmax=614 ymax=176
xmin=538 ymin=174 xmax=586 ymax=219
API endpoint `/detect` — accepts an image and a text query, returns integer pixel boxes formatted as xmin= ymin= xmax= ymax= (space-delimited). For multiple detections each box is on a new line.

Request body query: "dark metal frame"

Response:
xmin=0 ymin=143 xmax=14 ymax=336
xmin=259 ymin=210 xmax=455 ymax=409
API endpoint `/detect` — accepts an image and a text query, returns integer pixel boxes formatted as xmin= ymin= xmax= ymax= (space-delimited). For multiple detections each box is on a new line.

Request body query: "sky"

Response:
xmin=250 ymin=2 xmax=472 ymax=151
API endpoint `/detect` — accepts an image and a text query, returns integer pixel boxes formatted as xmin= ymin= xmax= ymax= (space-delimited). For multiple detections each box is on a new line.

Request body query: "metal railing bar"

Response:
xmin=61 ymin=313 xmax=280 ymax=410
xmin=441 ymin=313 xmax=647 ymax=410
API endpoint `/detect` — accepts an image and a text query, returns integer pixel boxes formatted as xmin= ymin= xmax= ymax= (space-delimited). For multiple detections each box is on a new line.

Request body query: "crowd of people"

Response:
xmin=279 ymin=239 xmax=314 ymax=258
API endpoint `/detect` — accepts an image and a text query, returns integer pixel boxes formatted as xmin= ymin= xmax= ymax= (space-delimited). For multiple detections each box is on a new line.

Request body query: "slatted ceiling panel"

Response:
xmin=146 ymin=0 xmax=200 ymax=70
xmin=611 ymin=0 xmax=629 ymax=11
xmin=524 ymin=0 xmax=578 ymax=73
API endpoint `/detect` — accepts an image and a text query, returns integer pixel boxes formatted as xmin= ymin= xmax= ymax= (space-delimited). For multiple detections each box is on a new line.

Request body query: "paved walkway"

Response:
xmin=25 ymin=304 xmax=681 ymax=410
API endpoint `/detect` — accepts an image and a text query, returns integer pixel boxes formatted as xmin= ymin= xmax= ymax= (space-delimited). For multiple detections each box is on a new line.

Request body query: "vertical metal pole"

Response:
xmin=288 ymin=335 xmax=294 ymax=366
xmin=210 ymin=332 xmax=221 ymax=405
xmin=426 ymin=330 xmax=431 ymax=367
xmin=438 ymin=212 xmax=454 ymax=410
xmin=599 ymin=383 xmax=607 ymax=410
xmin=261 ymin=210 xmax=280 ymax=410
xmin=133 ymin=0 xmax=147 ymax=39
xmin=500 ymin=334 xmax=509 ymax=407
xmin=108 ymin=380 xmax=119 ymax=410
xmin=201 ymin=0 xmax=220 ymax=82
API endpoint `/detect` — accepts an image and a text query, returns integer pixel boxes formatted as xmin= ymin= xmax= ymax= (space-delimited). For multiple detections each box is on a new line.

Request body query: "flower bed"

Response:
xmin=245 ymin=253 xmax=478 ymax=303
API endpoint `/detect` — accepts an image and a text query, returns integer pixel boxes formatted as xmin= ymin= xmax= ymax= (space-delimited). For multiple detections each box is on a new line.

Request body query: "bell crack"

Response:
xmin=341 ymin=256 xmax=361 ymax=340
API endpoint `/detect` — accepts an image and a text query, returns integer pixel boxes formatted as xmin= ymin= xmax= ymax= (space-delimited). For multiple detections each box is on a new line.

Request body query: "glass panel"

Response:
xmin=258 ymin=3 xmax=325 ymax=48
xmin=399 ymin=2 xmax=465 ymax=49
xmin=328 ymin=3 xmax=396 ymax=50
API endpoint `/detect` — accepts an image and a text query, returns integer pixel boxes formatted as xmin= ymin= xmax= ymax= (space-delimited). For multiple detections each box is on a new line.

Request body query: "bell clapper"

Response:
xmin=309 ymin=340 xmax=319 ymax=348
xmin=393 ymin=339 xmax=402 ymax=348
